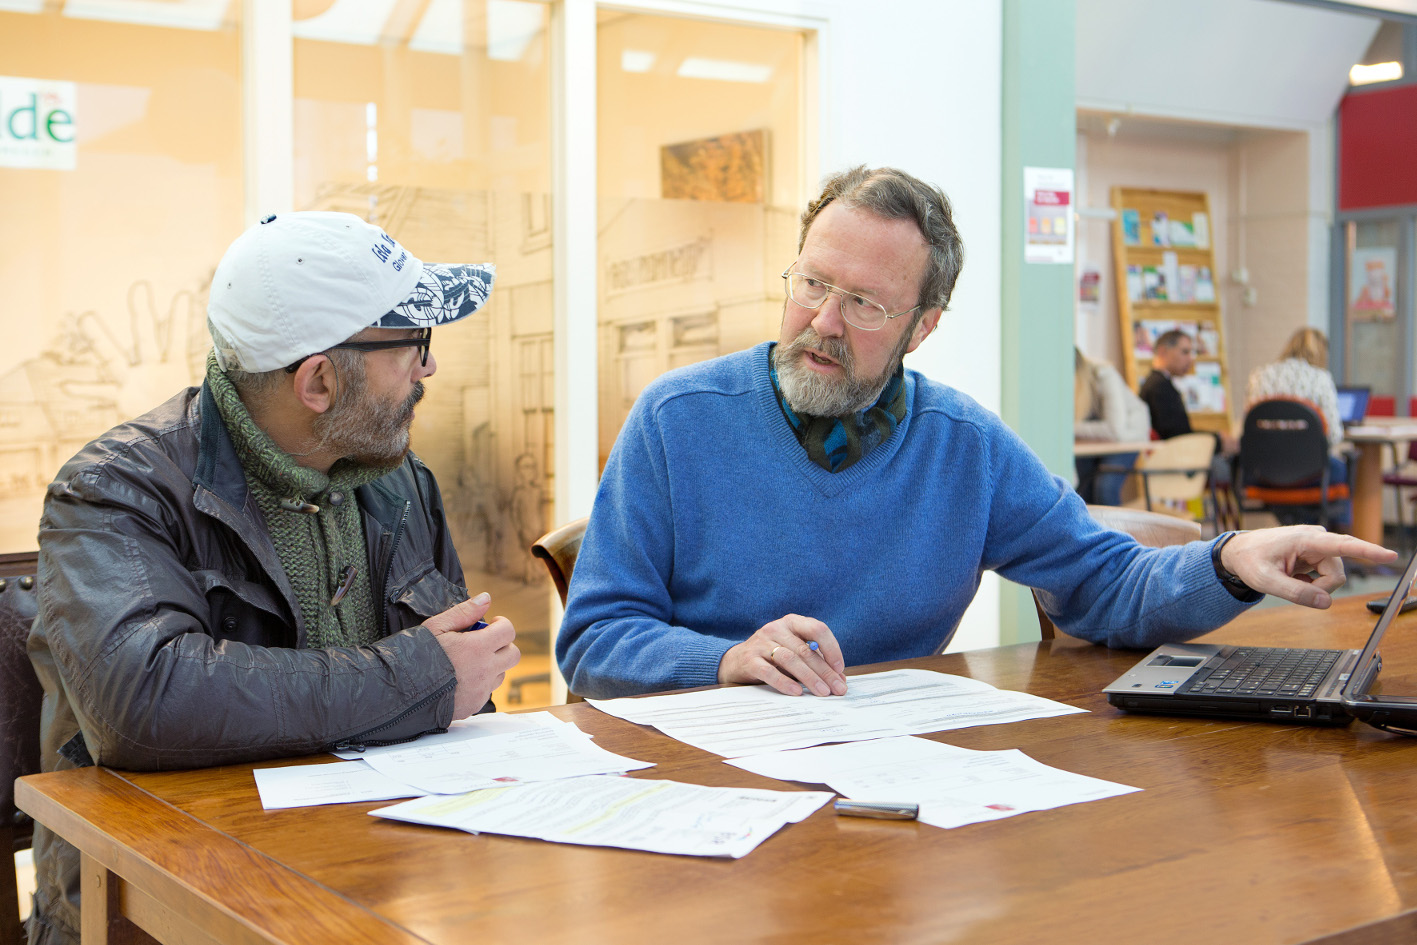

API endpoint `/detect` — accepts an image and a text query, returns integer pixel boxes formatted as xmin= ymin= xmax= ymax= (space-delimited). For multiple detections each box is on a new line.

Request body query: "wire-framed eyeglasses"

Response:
xmin=781 ymin=269 xmax=920 ymax=332
xmin=285 ymin=328 xmax=432 ymax=374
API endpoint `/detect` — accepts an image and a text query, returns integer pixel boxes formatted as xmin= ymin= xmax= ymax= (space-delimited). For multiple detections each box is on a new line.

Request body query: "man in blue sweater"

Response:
xmin=557 ymin=166 xmax=1394 ymax=699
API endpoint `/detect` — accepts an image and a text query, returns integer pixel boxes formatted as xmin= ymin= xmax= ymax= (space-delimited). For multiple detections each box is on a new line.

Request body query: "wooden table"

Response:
xmin=19 ymin=596 xmax=1417 ymax=945
xmin=1346 ymin=418 xmax=1417 ymax=545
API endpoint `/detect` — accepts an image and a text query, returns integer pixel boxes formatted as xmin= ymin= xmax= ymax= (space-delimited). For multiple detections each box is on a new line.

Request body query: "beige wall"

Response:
xmin=1229 ymin=130 xmax=1315 ymax=401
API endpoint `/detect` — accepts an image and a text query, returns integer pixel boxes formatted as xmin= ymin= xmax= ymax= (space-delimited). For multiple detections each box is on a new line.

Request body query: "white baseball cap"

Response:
xmin=207 ymin=211 xmax=496 ymax=373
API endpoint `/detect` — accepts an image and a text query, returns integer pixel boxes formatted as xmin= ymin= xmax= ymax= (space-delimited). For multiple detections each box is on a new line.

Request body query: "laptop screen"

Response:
xmin=1343 ymin=550 xmax=1417 ymax=700
xmin=1336 ymin=386 xmax=1370 ymax=425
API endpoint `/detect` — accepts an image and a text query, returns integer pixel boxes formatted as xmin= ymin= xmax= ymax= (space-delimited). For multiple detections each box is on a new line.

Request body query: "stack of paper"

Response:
xmin=587 ymin=669 xmax=1086 ymax=757
xmin=371 ymin=775 xmax=832 ymax=858
xmin=254 ymin=712 xmax=653 ymax=810
xmin=728 ymin=736 xmax=1140 ymax=829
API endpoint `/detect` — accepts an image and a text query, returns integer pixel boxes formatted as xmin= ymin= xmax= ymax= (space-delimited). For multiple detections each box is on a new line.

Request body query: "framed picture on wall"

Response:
xmin=661 ymin=130 xmax=767 ymax=203
xmin=1349 ymin=246 xmax=1397 ymax=320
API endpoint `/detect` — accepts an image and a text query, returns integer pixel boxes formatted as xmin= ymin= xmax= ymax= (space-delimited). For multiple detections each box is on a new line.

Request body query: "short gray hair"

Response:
xmin=225 ymin=347 xmax=365 ymax=404
xmin=799 ymin=165 xmax=965 ymax=312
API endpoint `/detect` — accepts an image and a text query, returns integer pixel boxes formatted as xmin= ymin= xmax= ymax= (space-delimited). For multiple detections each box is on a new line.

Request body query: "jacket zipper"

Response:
xmin=378 ymin=499 xmax=412 ymax=639
xmin=333 ymin=676 xmax=456 ymax=751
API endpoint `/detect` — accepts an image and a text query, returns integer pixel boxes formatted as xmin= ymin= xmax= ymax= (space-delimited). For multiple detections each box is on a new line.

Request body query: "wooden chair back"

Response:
xmin=531 ymin=517 xmax=589 ymax=608
xmin=0 ymin=551 xmax=41 ymax=945
xmin=1035 ymin=507 xmax=1200 ymax=641
xmin=1132 ymin=432 xmax=1215 ymax=504
xmin=531 ymin=520 xmax=589 ymax=704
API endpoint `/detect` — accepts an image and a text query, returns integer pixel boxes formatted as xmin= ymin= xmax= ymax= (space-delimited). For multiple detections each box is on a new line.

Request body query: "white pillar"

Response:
xmin=550 ymin=0 xmax=599 ymax=702
xmin=242 ymin=0 xmax=293 ymax=223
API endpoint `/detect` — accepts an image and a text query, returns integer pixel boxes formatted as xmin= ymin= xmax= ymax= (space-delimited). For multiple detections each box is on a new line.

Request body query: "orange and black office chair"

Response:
xmin=1237 ymin=398 xmax=1349 ymax=530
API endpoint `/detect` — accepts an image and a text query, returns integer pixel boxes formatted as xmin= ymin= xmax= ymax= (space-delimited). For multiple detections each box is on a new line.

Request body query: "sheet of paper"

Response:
xmin=358 ymin=725 xmax=655 ymax=794
xmin=728 ymin=735 xmax=1139 ymax=829
xmin=258 ymin=712 xmax=648 ymax=808
xmin=371 ymin=775 xmax=832 ymax=858
xmin=254 ymin=760 xmax=426 ymax=810
xmin=331 ymin=710 xmax=572 ymax=761
xmin=588 ymin=669 xmax=1085 ymax=757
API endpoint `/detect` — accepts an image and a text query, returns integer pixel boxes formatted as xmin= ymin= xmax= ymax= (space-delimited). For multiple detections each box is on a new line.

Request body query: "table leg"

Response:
xmin=1353 ymin=441 xmax=1385 ymax=546
xmin=80 ymin=853 xmax=158 ymax=945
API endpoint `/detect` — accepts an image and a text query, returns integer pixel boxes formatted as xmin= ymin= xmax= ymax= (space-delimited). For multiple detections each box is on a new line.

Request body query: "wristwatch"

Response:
xmin=1212 ymin=531 xmax=1262 ymax=603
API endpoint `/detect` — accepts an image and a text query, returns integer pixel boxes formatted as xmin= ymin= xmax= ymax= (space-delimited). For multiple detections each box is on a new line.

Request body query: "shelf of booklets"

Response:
xmin=1110 ymin=186 xmax=1232 ymax=437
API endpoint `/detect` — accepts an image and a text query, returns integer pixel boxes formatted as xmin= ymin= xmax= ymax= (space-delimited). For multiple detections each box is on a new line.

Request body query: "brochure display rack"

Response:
xmin=1110 ymin=186 xmax=1231 ymax=435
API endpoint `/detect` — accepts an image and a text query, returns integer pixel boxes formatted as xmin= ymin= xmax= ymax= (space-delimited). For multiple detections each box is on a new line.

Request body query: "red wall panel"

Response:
xmin=1339 ymin=83 xmax=1417 ymax=211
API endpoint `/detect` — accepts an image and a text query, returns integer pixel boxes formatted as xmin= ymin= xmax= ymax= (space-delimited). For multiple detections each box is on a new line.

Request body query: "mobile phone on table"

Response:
xmin=1367 ymin=595 xmax=1417 ymax=614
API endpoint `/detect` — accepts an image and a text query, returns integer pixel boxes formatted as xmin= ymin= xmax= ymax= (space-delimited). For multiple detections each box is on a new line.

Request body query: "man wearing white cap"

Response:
xmin=26 ymin=212 xmax=518 ymax=945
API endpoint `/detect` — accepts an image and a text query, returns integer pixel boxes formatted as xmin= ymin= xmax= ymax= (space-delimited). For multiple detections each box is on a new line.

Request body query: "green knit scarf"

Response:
xmin=207 ymin=355 xmax=395 ymax=648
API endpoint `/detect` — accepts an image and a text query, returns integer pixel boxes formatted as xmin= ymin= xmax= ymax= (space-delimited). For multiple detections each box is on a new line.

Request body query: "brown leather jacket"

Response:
xmin=26 ymin=382 xmax=471 ymax=943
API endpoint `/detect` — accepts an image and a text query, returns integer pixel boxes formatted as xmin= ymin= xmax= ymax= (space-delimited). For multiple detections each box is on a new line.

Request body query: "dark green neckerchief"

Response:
xmin=768 ymin=345 xmax=908 ymax=473
xmin=206 ymin=355 xmax=394 ymax=648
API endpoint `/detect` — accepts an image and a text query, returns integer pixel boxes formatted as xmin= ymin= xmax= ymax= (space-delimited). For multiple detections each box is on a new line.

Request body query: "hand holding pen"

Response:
xmin=425 ymin=592 xmax=520 ymax=719
xmin=716 ymin=613 xmax=849 ymax=697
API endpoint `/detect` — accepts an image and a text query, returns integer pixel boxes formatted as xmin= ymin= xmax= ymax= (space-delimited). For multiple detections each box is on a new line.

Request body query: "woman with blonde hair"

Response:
xmin=1246 ymin=327 xmax=1343 ymax=452
xmin=1244 ymin=327 xmax=1349 ymax=526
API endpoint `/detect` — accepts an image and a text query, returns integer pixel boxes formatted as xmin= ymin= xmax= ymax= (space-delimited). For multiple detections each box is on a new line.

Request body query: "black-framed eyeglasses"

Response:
xmin=285 ymin=329 xmax=432 ymax=374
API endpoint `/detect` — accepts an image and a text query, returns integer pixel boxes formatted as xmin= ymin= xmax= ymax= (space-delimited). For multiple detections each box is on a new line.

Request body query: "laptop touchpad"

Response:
xmin=1149 ymin=655 xmax=1205 ymax=667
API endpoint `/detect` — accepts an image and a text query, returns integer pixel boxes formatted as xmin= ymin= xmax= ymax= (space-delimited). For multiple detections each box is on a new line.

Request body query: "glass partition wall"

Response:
xmin=294 ymin=0 xmax=557 ymax=706
xmin=1 ymin=1 xmax=813 ymax=709
xmin=0 ymin=5 xmax=244 ymax=552
xmin=1342 ymin=217 xmax=1408 ymax=405
xmin=596 ymin=11 xmax=806 ymax=461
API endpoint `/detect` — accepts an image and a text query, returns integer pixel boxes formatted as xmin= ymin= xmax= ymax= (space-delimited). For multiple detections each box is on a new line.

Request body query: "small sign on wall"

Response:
xmin=0 ymin=75 xmax=77 ymax=170
xmin=1024 ymin=166 xmax=1073 ymax=264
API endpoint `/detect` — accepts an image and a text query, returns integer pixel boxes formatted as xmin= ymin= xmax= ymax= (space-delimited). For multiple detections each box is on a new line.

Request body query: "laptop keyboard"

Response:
xmin=1177 ymin=647 xmax=1342 ymax=699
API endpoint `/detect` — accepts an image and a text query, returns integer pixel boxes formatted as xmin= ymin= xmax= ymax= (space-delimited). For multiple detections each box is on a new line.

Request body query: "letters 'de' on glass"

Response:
xmin=0 ymin=5 xmax=244 ymax=552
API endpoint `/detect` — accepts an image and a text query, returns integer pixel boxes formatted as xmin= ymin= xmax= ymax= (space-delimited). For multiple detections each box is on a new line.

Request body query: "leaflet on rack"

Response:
xmin=587 ymin=669 xmax=1084 ymax=757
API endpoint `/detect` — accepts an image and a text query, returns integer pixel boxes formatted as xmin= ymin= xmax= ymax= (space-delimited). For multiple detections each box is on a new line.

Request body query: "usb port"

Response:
xmin=1271 ymin=705 xmax=1293 ymax=716
xmin=1294 ymin=705 xmax=1313 ymax=719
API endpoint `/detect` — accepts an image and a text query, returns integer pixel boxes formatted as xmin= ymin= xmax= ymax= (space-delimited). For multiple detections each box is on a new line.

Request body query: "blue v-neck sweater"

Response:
xmin=558 ymin=343 xmax=1252 ymax=698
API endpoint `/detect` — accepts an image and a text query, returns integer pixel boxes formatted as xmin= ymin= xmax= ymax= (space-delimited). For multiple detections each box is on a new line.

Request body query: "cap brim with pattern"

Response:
xmin=376 ymin=262 xmax=496 ymax=329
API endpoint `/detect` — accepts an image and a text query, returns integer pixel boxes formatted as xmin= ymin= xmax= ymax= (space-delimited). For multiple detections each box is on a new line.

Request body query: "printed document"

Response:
xmin=371 ymin=774 xmax=832 ymax=858
xmin=588 ymin=669 xmax=1084 ymax=757
xmin=330 ymin=710 xmax=574 ymax=761
xmin=356 ymin=725 xmax=654 ymax=795
xmin=255 ymin=760 xmax=427 ymax=810
xmin=728 ymin=735 xmax=1139 ymax=829
xmin=255 ymin=712 xmax=653 ymax=809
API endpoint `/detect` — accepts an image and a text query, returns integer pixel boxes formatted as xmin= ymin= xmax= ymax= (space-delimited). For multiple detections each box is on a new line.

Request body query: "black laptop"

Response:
xmin=1103 ymin=549 xmax=1417 ymax=727
xmin=1336 ymin=385 xmax=1371 ymax=426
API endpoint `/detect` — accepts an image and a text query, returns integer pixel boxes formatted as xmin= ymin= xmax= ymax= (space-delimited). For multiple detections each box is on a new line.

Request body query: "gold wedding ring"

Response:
xmin=769 ymin=645 xmax=784 ymax=662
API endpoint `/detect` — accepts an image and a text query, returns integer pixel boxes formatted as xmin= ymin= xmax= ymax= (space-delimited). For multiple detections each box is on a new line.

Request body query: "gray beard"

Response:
xmin=313 ymin=379 xmax=425 ymax=468
xmin=772 ymin=327 xmax=908 ymax=417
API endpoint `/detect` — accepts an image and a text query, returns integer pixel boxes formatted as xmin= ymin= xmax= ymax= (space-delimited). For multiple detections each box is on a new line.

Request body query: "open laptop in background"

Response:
xmin=1103 ymin=548 xmax=1417 ymax=726
xmin=1336 ymin=385 xmax=1371 ymax=427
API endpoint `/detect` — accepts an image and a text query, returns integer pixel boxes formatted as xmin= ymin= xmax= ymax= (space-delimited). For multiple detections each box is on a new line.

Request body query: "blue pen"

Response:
xmin=461 ymin=620 xmax=488 ymax=632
